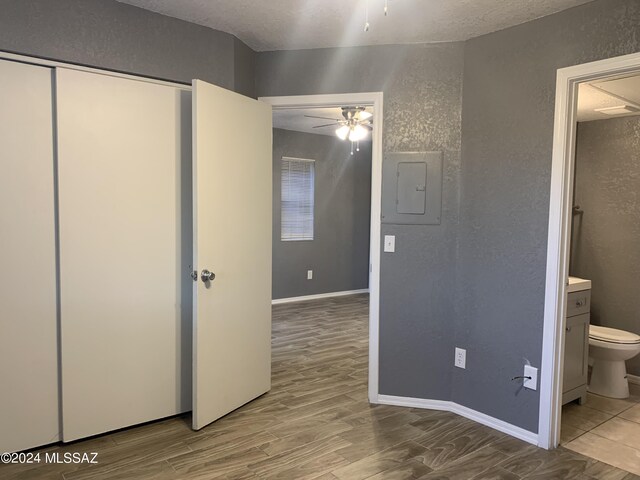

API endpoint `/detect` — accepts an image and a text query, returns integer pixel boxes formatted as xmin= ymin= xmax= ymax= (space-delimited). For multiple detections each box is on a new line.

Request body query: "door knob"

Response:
xmin=201 ymin=269 xmax=216 ymax=283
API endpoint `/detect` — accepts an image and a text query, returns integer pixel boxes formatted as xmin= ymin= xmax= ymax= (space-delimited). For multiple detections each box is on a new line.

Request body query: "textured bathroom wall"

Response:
xmin=0 ymin=0 xmax=255 ymax=95
xmin=258 ymin=43 xmax=464 ymax=400
xmin=571 ymin=117 xmax=640 ymax=377
xmin=456 ymin=0 xmax=640 ymax=432
xmin=272 ymin=129 xmax=371 ymax=300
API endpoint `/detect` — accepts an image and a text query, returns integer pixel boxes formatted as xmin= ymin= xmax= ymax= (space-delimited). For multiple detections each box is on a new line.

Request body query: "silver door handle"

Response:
xmin=201 ymin=269 xmax=216 ymax=283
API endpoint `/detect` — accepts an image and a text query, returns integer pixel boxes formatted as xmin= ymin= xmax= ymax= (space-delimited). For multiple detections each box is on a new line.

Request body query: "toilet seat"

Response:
xmin=589 ymin=325 xmax=640 ymax=345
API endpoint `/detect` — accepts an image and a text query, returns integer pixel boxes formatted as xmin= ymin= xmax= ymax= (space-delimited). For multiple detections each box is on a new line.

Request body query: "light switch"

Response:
xmin=384 ymin=235 xmax=396 ymax=252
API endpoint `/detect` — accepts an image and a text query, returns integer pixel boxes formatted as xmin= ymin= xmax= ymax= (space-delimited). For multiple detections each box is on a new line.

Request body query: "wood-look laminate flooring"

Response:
xmin=3 ymin=294 xmax=639 ymax=479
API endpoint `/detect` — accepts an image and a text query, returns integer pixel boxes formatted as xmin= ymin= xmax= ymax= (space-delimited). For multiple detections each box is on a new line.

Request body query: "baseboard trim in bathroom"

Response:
xmin=376 ymin=394 xmax=539 ymax=446
xmin=272 ymin=289 xmax=369 ymax=305
xmin=628 ymin=374 xmax=640 ymax=386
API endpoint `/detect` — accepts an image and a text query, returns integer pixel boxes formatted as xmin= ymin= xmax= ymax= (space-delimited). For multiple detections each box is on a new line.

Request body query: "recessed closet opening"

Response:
xmin=0 ymin=52 xmax=273 ymax=453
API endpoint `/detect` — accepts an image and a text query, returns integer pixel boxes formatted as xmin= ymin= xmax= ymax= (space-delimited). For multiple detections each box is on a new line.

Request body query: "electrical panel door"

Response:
xmin=396 ymin=162 xmax=427 ymax=215
xmin=382 ymin=151 xmax=442 ymax=225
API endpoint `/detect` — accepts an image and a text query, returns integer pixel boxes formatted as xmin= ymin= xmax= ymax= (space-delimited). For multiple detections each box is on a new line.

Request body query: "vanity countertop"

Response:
xmin=568 ymin=276 xmax=591 ymax=293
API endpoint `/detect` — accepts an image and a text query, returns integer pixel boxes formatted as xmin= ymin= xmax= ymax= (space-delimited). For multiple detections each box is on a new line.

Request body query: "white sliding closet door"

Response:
xmin=0 ymin=60 xmax=59 ymax=453
xmin=56 ymin=68 xmax=192 ymax=442
xmin=192 ymin=80 xmax=272 ymax=430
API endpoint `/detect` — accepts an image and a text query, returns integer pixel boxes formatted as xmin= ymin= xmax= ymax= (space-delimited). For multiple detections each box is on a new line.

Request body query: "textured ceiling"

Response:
xmin=116 ymin=0 xmax=594 ymax=51
xmin=577 ymin=75 xmax=640 ymax=122
xmin=273 ymin=107 xmax=373 ymax=137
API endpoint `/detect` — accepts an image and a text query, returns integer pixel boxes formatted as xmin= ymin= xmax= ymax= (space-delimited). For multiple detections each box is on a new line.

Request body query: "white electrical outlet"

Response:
xmin=307 ymin=270 xmax=313 ymax=280
xmin=524 ymin=365 xmax=538 ymax=390
xmin=455 ymin=347 xmax=466 ymax=369
xmin=384 ymin=235 xmax=396 ymax=253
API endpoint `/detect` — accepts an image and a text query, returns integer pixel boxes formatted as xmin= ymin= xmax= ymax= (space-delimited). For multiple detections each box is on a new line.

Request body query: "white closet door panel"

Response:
xmin=192 ymin=80 xmax=272 ymax=430
xmin=0 ymin=60 xmax=59 ymax=452
xmin=56 ymin=68 xmax=192 ymax=442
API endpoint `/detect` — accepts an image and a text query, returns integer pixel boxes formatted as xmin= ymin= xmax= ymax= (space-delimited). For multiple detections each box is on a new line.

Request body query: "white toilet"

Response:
xmin=589 ymin=325 xmax=640 ymax=398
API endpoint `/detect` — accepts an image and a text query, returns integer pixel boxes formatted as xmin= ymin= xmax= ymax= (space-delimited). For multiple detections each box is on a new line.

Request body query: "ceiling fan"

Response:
xmin=305 ymin=107 xmax=373 ymax=154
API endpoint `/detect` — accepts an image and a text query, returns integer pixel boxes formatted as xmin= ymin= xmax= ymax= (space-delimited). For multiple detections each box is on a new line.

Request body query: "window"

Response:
xmin=281 ymin=157 xmax=314 ymax=241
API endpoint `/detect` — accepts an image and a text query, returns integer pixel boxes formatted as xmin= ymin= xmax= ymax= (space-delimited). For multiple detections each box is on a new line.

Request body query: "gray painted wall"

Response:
xmin=233 ymin=37 xmax=257 ymax=98
xmin=259 ymin=43 xmax=465 ymax=400
xmin=0 ymin=0 xmax=255 ymax=96
xmin=455 ymin=0 xmax=640 ymax=432
xmin=272 ymin=129 xmax=371 ymax=300
xmin=571 ymin=117 xmax=640 ymax=377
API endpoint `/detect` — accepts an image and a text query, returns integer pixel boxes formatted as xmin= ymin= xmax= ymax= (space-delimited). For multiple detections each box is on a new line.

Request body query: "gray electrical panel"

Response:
xmin=382 ymin=151 xmax=442 ymax=225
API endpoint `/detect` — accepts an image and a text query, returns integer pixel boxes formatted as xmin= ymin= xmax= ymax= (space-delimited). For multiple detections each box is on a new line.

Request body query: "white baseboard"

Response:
xmin=272 ymin=289 xmax=369 ymax=305
xmin=376 ymin=394 xmax=539 ymax=446
xmin=376 ymin=395 xmax=451 ymax=411
xmin=628 ymin=374 xmax=640 ymax=386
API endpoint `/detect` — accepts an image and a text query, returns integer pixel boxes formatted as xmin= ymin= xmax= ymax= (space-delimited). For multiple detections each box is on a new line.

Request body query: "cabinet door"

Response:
xmin=0 ymin=59 xmax=59 ymax=452
xmin=563 ymin=313 xmax=590 ymax=393
xmin=56 ymin=68 xmax=192 ymax=442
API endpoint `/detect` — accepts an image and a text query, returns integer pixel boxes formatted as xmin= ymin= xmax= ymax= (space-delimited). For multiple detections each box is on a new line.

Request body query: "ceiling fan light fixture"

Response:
xmin=336 ymin=125 xmax=350 ymax=140
xmin=358 ymin=111 xmax=373 ymax=121
xmin=349 ymin=124 xmax=368 ymax=142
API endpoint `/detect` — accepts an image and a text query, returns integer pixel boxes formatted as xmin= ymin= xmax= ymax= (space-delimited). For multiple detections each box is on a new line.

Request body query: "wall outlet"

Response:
xmin=455 ymin=347 xmax=466 ymax=369
xmin=524 ymin=365 xmax=538 ymax=390
xmin=307 ymin=270 xmax=313 ymax=280
xmin=384 ymin=235 xmax=396 ymax=252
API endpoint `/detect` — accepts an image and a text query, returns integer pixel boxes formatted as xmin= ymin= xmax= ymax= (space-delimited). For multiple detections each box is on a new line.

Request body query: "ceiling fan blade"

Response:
xmin=312 ymin=123 xmax=339 ymax=128
xmin=362 ymin=124 xmax=373 ymax=130
xmin=305 ymin=115 xmax=340 ymax=122
xmin=304 ymin=115 xmax=340 ymax=121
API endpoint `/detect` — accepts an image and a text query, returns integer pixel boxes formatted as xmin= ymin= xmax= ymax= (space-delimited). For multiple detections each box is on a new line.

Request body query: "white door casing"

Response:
xmin=541 ymin=51 xmax=640 ymax=449
xmin=192 ymin=80 xmax=272 ymax=430
xmin=258 ymin=93 xmax=383 ymax=403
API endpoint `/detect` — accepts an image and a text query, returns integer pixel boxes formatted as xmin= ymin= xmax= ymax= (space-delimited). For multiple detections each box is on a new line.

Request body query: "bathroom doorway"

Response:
xmin=540 ymin=52 xmax=640 ymax=472
xmin=559 ymin=71 xmax=640 ymax=473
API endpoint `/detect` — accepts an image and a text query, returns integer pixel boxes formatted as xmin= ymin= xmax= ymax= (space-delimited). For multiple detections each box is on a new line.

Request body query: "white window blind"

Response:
xmin=281 ymin=157 xmax=314 ymax=241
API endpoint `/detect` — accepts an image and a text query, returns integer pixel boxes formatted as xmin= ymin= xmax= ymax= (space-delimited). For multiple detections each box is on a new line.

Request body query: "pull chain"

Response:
xmin=364 ymin=0 xmax=389 ymax=32
xmin=364 ymin=0 xmax=370 ymax=32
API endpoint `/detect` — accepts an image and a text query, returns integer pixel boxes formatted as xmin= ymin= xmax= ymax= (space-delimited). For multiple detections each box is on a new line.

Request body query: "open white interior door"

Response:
xmin=192 ymin=80 xmax=272 ymax=430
